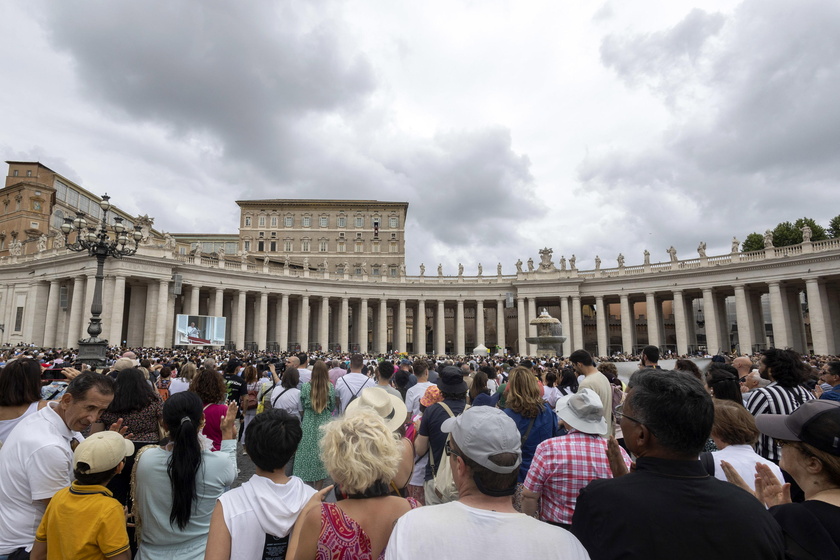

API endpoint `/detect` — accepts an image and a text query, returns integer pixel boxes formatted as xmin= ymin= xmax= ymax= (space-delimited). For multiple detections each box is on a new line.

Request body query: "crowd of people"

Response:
xmin=0 ymin=343 xmax=838 ymax=559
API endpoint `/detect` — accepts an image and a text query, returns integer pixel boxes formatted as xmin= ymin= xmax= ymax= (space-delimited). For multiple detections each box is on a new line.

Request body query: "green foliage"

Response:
xmin=742 ymin=233 xmax=764 ymax=252
xmin=772 ymin=221 xmax=801 ymax=247
xmin=793 ymin=218 xmax=827 ymax=242
xmin=829 ymin=215 xmax=840 ymax=239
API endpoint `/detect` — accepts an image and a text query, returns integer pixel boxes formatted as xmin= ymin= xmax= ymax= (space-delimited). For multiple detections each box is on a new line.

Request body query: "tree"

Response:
xmin=794 ymin=217 xmax=827 ymax=242
xmin=772 ymin=221 xmax=801 ymax=247
xmin=742 ymin=233 xmax=764 ymax=252
xmin=829 ymin=215 xmax=840 ymax=239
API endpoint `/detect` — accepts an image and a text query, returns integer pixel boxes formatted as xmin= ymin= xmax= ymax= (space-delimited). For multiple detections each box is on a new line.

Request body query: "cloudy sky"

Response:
xmin=2 ymin=0 xmax=839 ymax=272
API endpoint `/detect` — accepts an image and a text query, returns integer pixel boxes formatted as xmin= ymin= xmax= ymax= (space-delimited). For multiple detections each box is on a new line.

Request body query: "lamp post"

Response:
xmin=61 ymin=194 xmax=143 ymax=367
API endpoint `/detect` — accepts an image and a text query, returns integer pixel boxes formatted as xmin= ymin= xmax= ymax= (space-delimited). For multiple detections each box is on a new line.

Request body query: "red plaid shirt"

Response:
xmin=523 ymin=431 xmax=631 ymax=524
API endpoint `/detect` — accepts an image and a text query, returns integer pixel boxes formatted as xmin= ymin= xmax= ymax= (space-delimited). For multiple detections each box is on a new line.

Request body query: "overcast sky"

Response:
xmin=2 ymin=0 xmax=838 ymax=273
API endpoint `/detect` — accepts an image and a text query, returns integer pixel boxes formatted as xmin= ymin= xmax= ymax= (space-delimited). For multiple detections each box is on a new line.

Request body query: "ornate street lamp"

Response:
xmin=61 ymin=194 xmax=143 ymax=367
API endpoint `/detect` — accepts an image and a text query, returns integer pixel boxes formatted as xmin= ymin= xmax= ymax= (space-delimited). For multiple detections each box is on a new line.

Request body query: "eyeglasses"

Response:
xmin=444 ymin=440 xmax=462 ymax=460
xmin=614 ymin=403 xmax=643 ymax=425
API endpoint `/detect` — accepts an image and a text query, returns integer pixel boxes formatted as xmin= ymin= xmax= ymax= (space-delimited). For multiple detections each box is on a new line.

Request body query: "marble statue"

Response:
xmin=697 ymin=242 xmax=706 ymax=258
xmin=323 ymin=259 xmax=329 ymax=271
xmin=37 ymin=234 xmax=47 ymax=252
xmin=764 ymin=230 xmax=774 ymax=248
xmin=217 ymin=246 xmax=225 ymax=262
xmin=360 ymin=260 xmax=366 ymax=274
xmin=569 ymin=255 xmax=576 ymax=270
xmin=399 ymin=263 xmax=406 ymax=276
xmin=538 ymin=247 xmax=554 ymax=270
xmin=9 ymin=238 xmax=22 ymax=256
xmin=667 ymin=246 xmax=678 ymax=262
xmin=458 ymin=263 xmax=464 ymax=276
xmin=527 ymin=258 xmax=534 ymax=272
xmin=419 ymin=263 xmax=425 ymax=276
xmin=164 ymin=233 xmax=177 ymax=251
xmin=477 ymin=263 xmax=482 ymax=276
xmin=515 ymin=259 xmax=523 ymax=273
xmin=559 ymin=256 xmax=566 ymax=271
xmin=594 ymin=255 xmax=601 ymax=270
xmin=193 ymin=244 xmax=202 ymax=259
xmin=644 ymin=250 xmax=650 ymax=266
xmin=240 ymin=251 xmax=249 ymax=264
xmin=497 ymin=262 xmax=502 ymax=275
xmin=438 ymin=263 xmax=443 ymax=276
xmin=732 ymin=237 xmax=740 ymax=253
xmin=263 ymin=256 xmax=269 ymax=266
xmin=136 ymin=214 xmax=154 ymax=245
xmin=304 ymin=257 xmax=310 ymax=269
xmin=52 ymin=234 xmax=64 ymax=250
xmin=617 ymin=253 xmax=625 ymax=267
xmin=802 ymin=225 xmax=812 ymax=243
xmin=343 ymin=261 xmax=350 ymax=273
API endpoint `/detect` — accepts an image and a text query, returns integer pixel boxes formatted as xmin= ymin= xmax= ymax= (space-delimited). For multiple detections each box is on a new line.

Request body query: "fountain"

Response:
xmin=525 ymin=308 xmax=567 ymax=357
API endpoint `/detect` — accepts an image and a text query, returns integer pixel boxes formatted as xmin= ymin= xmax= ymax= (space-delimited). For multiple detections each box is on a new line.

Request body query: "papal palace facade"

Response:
xmin=2 ymin=161 xmax=840 ymax=357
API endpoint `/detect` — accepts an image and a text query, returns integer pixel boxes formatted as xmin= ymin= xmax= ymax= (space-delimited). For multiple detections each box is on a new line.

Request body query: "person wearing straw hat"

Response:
xmin=346 ymin=388 xmax=413 ymax=496
xmin=522 ymin=389 xmax=630 ymax=528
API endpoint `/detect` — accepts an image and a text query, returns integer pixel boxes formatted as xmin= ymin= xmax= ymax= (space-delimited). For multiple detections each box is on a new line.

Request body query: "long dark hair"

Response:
xmin=162 ymin=391 xmax=203 ymax=529
xmin=0 ymin=358 xmax=42 ymax=407
xmin=108 ymin=368 xmax=157 ymax=413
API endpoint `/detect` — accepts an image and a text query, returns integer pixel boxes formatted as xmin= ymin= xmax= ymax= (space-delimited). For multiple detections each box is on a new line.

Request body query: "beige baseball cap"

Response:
xmin=73 ymin=431 xmax=134 ymax=474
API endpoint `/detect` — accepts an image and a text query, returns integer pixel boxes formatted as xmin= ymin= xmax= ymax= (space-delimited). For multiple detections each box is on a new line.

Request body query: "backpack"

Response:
xmin=428 ymin=402 xmax=460 ymax=503
xmin=245 ymin=388 xmax=259 ymax=411
xmin=342 ymin=377 xmax=366 ymax=409
xmin=256 ymin=382 xmax=276 ymax=414
xmin=156 ymin=378 xmax=170 ymax=402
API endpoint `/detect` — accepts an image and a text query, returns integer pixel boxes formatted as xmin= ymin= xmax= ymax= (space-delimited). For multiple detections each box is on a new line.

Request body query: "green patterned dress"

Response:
xmin=293 ymin=382 xmax=335 ymax=482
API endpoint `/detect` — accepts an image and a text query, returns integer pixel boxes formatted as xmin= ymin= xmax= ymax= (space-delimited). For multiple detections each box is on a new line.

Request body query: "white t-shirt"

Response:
xmin=385 ymin=501 xmax=589 ymax=560
xmin=711 ymin=444 xmax=785 ymax=491
xmin=297 ymin=368 xmax=312 ymax=386
xmin=218 ymin=474 xmax=316 ymax=560
xmin=0 ymin=402 xmax=80 ymax=553
xmin=405 ymin=381 xmax=434 ymax=417
xmin=0 ymin=400 xmax=40 ymax=444
xmin=168 ymin=377 xmax=191 ymax=396
xmin=270 ymin=386 xmax=303 ymax=419
xmin=335 ymin=373 xmax=375 ymax=414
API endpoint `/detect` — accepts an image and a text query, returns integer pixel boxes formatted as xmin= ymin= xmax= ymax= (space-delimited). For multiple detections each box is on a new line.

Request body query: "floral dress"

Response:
xmin=293 ymin=382 xmax=335 ymax=482
xmin=317 ymin=498 xmax=420 ymax=560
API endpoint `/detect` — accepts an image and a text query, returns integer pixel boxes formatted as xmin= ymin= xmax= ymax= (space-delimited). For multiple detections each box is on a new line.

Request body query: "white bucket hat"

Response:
xmin=344 ymin=387 xmax=408 ymax=433
xmin=555 ymin=388 xmax=608 ymax=436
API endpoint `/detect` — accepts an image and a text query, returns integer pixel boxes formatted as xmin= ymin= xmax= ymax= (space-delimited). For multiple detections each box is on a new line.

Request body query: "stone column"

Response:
xmin=456 ymin=298 xmax=465 ymax=355
xmin=768 ymin=282 xmax=791 ymax=350
xmin=256 ymin=292 xmax=268 ymax=350
xmin=436 ymin=300 xmax=446 ymax=355
xmin=620 ymin=294 xmax=634 ymax=354
xmin=279 ymin=294 xmax=289 ymax=351
xmin=475 ymin=300 xmax=485 ymax=348
xmin=804 ymin=279 xmax=832 ymax=354
xmin=44 ymin=280 xmax=61 ymax=348
xmin=318 ymin=296 xmax=330 ymax=351
xmin=643 ymin=292 xmax=661 ymax=349
xmin=595 ymin=295 xmax=608 ymax=357
xmin=189 ymin=285 xmax=201 ymax=316
xmin=572 ymin=296 xmax=584 ymax=350
xmin=359 ymin=298 xmax=369 ymax=353
xmin=516 ymin=298 xmax=527 ymax=355
xmin=232 ymin=290 xmax=245 ymax=349
xmin=339 ymin=297 xmax=349 ymax=352
xmin=527 ymin=297 xmax=537 ymax=355
xmin=109 ymin=275 xmax=126 ymax=345
xmin=701 ymin=288 xmax=720 ymax=354
xmin=25 ymin=282 xmax=50 ymax=346
xmin=415 ymin=299 xmax=426 ymax=355
xmin=299 ymin=295 xmax=310 ymax=352
xmin=734 ymin=285 xmax=754 ymax=354
xmin=378 ymin=298 xmax=388 ymax=354
xmin=396 ymin=298 xmax=407 ymax=352
xmin=560 ymin=296 xmax=571 ymax=356
xmin=102 ymin=277 xmax=116 ymax=342
xmin=212 ymin=287 xmax=223 ymax=318
xmin=672 ymin=290 xmax=689 ymax=355
xmin=155 ymin=279 xmax=169 ymax=348
xmin=142 ymin=282 xmax=158 ymax=347
xmin=496 ymin=299 xmax=506 ymax=353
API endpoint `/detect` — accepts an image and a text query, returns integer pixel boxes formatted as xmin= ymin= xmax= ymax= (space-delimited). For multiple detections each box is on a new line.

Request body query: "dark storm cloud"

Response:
xmin=581 ymin=0 xmax=840 ymax=254
xmin=38 ymin=1 xmax=376 ymax=179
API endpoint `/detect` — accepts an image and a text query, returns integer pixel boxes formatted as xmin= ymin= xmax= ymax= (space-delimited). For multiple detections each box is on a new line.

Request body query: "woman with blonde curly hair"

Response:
xmin=290 ymin=409 xmax=419 ymax=559
xmin=503 ymin=367 xmax=559 ymax=510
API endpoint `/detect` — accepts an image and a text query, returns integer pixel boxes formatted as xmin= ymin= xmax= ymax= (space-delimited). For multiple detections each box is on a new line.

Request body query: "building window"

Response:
xmin=52 ymin=209 xmax=65 ymax=229
xmin=271 ymin=216 xmax=278 ymax=227
xmin=389 ymin=217 xmax=399 ymax=228
xmin=270 ymin=231 xmax=277 ymax=238
xmin=26 ymin=170 xmax=32 ymax=177
xmin=320 ymin=216 xmax=328 ymax=228
xmin=258 ymin=241 xmax=265 ymax=252
xmin=258 ymin=216 xmax=266 ymax=227
xmin=12 ymin=170 xmax=18 ymax=177
xmin=373 ymin=218 xmax=380 ymax=233
xmin=355 ymin=267 xmax=362 ymax=276
xmin=390 ymin=241 xmax=398 ymax=253
xmin=338 ymin=216 xmax=346 ymax=228
xmin=391 ymin=233 xmax=397 ymax=240
xmin=355 ymin=216 xmax=364 ymax=228
xmin=319 ymin=239 xmax=328 ymax=252
xmin=244 ymin=216 xmax=252 ymax=227
xmin=284 ymin=239 xmax=293 ymax=252
xmin=337 ymin=240 xmax=346 ymax=252
xmin=179 ymin=247 xmax=186 ymax=255
xmin=258 ymin=231 xmax=265 ymax=238
xmin=225 ymin=242 xmax=238 ymax=254
xmin=284 ymin=216 xmax=293 ymax=227
xmin=244 ymin=241 xmax=251 ymax=252
xmin=270 ymin=241 xmax=277 ymax=252
xmin=339 ymin=232 xmax=345 ymax=239
xmin=372 ymin=241 xmax=380 ymax=253
xmin=302 ymin=216 xmax=311 ymax=227
xmin=390 ymin=266 xmax=398 ymax=277
xmin=372 ymin=266 xmax=380 ymax=276
xmin=355 ymin=241 xmax=363 ymax=252
xmin=302 ymin=238 xmax=311 ymax=252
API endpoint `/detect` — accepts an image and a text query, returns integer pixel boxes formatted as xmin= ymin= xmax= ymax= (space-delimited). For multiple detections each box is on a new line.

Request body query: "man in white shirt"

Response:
xmin=0 ymin=373 xmax=116 ymax=557
xmin=385 ymin=407 xmax=589 ymax=560
xmin=295 ymin=353 xmax=312 ymax=385
xmin=335 ymin=354 xmax=375 ymax=414
xmin=570 ymin=349 xmax=613 ymax=437
xmin=404 ymin=360 xmax=433 ymax=418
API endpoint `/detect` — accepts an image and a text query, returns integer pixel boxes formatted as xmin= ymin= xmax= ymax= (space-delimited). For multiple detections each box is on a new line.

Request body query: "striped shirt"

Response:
xmin=746 ymin=382 xmax=815 ymax=462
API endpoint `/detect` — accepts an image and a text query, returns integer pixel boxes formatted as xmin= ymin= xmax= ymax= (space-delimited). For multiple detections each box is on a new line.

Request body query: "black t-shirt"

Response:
xmin=419 ymin=398 xmax=466 ymax=480
xmin=770 ymin=500 xmax=840 ymax=559
xmin=223 ymin=373 xmax=247 ymax=403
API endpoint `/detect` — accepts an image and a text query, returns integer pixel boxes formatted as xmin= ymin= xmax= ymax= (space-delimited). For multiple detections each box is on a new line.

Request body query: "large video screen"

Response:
xmin=175 ymin=314 xmax=227 ymax=346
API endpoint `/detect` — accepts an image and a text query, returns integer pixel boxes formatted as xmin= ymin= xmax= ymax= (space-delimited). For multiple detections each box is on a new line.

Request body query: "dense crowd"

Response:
xmin=0 ymin=343 xmax=838 ymax=559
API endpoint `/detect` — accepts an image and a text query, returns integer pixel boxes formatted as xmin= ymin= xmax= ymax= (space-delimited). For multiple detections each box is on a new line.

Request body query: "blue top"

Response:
xmin=819 ymin=385 xmax=840 ymax=402
xmin=503 ymin=403 xmax=559 ymax=482
xmin=471 ymin=392 xmax=495 ymax=407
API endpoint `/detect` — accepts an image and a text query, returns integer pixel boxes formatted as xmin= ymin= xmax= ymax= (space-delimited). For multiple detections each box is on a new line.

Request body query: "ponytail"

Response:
xmin=162 ymin=391 xmax=203 ymax=529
